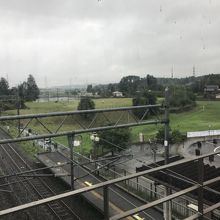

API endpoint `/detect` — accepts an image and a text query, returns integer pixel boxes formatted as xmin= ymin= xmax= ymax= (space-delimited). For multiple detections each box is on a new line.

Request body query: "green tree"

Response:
xmin=132 ymin=90 xmax=157 ymax=119
xmin=94 ymin=127 xmax=130 ymax=156
xmin=119 ymin=75 xmax=140 ymax=96
xmin=169 ymin=86 xmax=195 ymax=107
xmin=146 ymin=74 xmax=157 ymax=89
xmin=0 ymin=77 xmax=9 ymax=95
xmin=18 ymin=82 xmax=28 ymax=100
xmin=77 ymin=96 xmax=95 ymax=119
xmin=86 ymin=84 xmax=93 ymax=93
xmin=155 ymin=126 xmax=186 ymax=144
xmin=26 ymin=75 xmax=40 ymax=101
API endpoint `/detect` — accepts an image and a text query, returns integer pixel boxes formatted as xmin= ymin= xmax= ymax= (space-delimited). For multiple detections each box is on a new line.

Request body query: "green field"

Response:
xmin=16 ymin=98 xmax=132 ymax=115
xmin=3 ymin=98 xmax=220 ymax=156
xmin=170 ymin=101 xmax=220 ymax=132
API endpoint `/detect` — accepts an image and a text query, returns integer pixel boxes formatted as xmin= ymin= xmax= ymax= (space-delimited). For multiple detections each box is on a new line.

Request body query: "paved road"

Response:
xmin=37 ymin=151 xmax=164 ymax=220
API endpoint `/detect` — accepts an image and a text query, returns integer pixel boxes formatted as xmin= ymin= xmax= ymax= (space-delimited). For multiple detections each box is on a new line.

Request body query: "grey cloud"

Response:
xmin=0 ymin=0 xmax=220 ymax=87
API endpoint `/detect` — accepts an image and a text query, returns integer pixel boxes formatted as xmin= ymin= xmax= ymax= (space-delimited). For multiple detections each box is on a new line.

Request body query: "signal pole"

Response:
xmin=68 ymin=134 xmax=75 ymax=190
xmin=164 ymin=87 xmax=171 ymax=220
xmin=17 ymin=95 xmax=21 ymax=137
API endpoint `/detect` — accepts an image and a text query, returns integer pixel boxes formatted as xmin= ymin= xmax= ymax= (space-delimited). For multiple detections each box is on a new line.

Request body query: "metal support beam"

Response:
xmin=0 ymin=104 xmax=163 ymax=146
xmin=0 ymin=120 xmax=164 ymax=145
xmin=0 ymin=157 xmax=219 ymax=217
xmin=0 ymin=161 xmax=69 ymax=180
xmin=110 ymin=177 xmax=220 ymax=220
xmin=67 ymin=134 xmax=75 ymax=190
xmin=0 ymin=105 xmax=161 ymax=121
xmin=198 ymin=158 xmax=204 ymax=220
xmin=184 ymin=202 xmax=220 ymax=220
xmin=104 ymin=186 xmax=109 ymax=220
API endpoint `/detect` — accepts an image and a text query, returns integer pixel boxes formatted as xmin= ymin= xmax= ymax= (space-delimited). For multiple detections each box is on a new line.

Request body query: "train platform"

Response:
xmin=36 ymin=151 xmax=163 ymax=220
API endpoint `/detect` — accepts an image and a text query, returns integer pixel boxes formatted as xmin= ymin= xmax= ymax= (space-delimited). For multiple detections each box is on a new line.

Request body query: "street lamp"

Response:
xmin=90 ymin=133 xmax=100 ymax=142
xmin=90 ymin=133 xmax=100 ymax=159
xmin=73 ymin=137 xmax=82 ymax=147
xmin=90 ymin=133 xmax=101 ymax=174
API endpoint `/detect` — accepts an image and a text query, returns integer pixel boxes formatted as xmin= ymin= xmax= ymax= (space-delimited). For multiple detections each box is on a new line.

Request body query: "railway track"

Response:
xmin=0 ymin=139 xmax=81 ymax=220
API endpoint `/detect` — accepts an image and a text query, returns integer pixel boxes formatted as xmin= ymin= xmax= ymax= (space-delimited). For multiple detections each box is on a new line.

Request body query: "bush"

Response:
xmin=156 ymin=126 xmax=186 ymax=144
xmin=169 ymin=87 xmax=196 ymax=108
xmin=93 ymin=127 xmax=131 ymax=156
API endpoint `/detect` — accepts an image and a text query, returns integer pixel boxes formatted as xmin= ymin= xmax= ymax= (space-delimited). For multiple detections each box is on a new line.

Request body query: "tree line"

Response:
xmin=87 ymin=73 xmax=220 ymax=100
xmin=0 ymin=74 xmax=39 ymax=102
xmin=0 ymin=74 xmax=39 ymax=110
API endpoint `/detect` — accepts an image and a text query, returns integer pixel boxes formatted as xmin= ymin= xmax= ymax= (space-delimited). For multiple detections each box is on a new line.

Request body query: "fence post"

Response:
xmin=68 ymin=133 xmax=75 ymax=190
xmin=104 ymin=186 xmax=109 ymax=220
xmin=198 ymin=158 xmax=204 ymax=220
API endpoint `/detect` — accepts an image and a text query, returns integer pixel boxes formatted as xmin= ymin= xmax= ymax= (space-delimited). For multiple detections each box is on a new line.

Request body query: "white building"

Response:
xmin=112 ymin=91 xmax=123 ymax=97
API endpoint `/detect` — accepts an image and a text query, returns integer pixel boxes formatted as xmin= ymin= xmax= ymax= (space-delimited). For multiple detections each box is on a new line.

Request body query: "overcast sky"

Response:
xmin=0 ymin=0 xmax=219 ymax=87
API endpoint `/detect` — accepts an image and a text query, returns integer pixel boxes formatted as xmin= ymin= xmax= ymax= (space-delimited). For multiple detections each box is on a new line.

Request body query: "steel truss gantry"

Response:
xmin=0 ymin=104 xmax=163 ymax=144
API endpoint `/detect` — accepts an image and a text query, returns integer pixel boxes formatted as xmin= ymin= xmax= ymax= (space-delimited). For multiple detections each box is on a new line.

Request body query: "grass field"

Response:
xmin=3 ymin=98 xmax=220 ymax=155
xmin=170 ymin=101 xmax=220 ymax=132
xmin=15 ymin=98 xmax=132 ymax=115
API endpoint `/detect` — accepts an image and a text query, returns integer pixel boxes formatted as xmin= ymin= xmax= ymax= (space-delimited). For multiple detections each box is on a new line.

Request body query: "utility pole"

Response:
xmin=68 ymin=134 xmax=75 ymax=190
xmin=47 ymin=89 xmax=50 ymax=102
xmin=171 ymin=66 xmax=174 ymax=78
xmin=56 ymin=88 xmax=59 ymax=102
xmin=17 ymin=95 xmax=21 ymax=137
xmin=163 ymin=87 xmax=171 ymax=220
xmin=164 ymin=87 xmax=170 ymax=164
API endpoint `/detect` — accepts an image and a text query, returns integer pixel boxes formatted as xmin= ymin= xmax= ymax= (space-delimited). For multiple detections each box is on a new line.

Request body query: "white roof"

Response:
xmin=187 ymin=130 xmax=220 ymax=138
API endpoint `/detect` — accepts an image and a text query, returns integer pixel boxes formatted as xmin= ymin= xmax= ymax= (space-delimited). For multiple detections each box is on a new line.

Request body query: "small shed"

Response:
xmin=112 ymin=91 xmax=123 ymax=97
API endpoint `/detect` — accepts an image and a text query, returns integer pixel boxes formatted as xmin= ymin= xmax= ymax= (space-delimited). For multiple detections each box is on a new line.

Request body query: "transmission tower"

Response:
xmin=193 ymin=65 xmax=196 ymax=77
xmin=171 ymin=66 xmax=174 ymax=78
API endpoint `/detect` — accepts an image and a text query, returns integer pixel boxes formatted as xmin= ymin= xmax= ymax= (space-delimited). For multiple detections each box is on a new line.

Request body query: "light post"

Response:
xmin=90 ymin=132 xmax=100 ymax=142
xmin=164 ymin=87 xmax=171 ymax=220
xmin=67 ymin=134 xmax=82 ymax=190
xmin=90 ymin=133 xmax=100 ymax=159
xmin=90 ymin=133 xmax=100 ymax=173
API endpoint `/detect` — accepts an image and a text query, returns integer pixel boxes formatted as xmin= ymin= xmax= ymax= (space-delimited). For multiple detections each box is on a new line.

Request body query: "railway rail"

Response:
xmin=0 ymin=137 xmax=81 ymax=220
